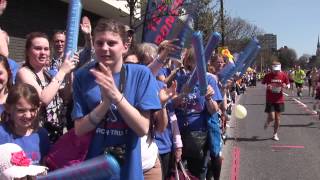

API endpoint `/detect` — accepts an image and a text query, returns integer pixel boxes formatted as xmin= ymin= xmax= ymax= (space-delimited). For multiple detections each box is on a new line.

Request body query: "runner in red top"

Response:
xmin=261 ymin=61 xmax=289 ymax=141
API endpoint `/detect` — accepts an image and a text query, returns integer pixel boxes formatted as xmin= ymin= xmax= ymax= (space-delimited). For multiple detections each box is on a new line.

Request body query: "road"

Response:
xmin=221 ymin=82 xmax=320 ymax=180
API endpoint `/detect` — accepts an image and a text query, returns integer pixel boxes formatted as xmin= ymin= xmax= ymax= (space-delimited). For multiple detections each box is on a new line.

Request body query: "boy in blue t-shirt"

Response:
xmin=72 ymin=19 xmax=161 ymax=180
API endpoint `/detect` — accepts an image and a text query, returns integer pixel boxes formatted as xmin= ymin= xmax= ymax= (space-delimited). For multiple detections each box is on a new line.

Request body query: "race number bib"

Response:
xmin=271 ymin=86 xmax=282 ymax=93
xmin=270 ymin=83 xmax=282 ymax=93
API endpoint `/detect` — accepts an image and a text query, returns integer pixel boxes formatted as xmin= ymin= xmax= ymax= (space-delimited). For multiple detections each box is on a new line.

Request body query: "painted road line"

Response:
xmin=292 ymin=98 xmax=307 ymax=108
xmin=292 ymin=98 xmax=318 ymax=117
xmin=231 ymin=147 xmax=240 ymax=180
xmin=283 ymin=92 xmax=289 ymax=96
xmin=271 ymin=145 xmax=305 ymax=149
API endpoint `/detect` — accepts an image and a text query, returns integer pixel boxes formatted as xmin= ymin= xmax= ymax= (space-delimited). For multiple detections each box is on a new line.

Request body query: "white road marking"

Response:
xmin=292 ymin=98 xmax=307 ymax=108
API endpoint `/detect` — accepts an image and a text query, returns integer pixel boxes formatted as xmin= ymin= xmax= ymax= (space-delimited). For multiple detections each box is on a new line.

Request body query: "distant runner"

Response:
xmin=293 ymin=65 xmax=305 ymax=98
xmin=262 ymin=61 xmax=289 ymax=141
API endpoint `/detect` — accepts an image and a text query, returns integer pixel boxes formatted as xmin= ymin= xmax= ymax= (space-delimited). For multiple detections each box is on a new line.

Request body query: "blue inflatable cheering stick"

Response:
xmin=38 ymin=154 xmax=120 ymax=180
xmin=192 ymin=31 xmax=208 ymax=96
xmin=184 ymin=32 xmax=221 ymax=92
xmin=64 ymin=0 xmax=82 ymax=57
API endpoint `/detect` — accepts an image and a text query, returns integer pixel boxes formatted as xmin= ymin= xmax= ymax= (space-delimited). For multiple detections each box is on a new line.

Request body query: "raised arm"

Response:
xmin=17 ymin=54 xmax=77 ymax=105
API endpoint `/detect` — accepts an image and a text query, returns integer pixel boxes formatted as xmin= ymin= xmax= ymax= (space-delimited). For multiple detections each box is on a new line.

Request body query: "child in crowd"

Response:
xmin=0 ymin=83 xmax=50 ymax=165
xmin=72 ymin=18 xmax=161 ymax=180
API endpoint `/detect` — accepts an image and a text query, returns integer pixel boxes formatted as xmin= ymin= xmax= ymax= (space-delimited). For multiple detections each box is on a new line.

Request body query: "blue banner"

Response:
xmin=143 ymin=0 xmax=184 ymax=44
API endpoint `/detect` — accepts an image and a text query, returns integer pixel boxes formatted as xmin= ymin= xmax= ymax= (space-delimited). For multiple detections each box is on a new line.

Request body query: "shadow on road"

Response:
xmin=303 ymin=101 xmax=315 ymax=104
xmin=280 ymin=122 xmax=315 ymax=128
xmin=243 ymin=103 xmax=264 ymax=106
xmin=226 ymin=136 xmax=270 ymax=142
xmin=285 ymin=99 xmax=295 ymax=102
xmin=282 ymin=113 xmax=313 ymax=116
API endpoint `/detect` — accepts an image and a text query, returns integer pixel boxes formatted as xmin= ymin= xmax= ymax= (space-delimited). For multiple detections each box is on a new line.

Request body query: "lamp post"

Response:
xmin=220 ymin=0 xmax=225 ymax=46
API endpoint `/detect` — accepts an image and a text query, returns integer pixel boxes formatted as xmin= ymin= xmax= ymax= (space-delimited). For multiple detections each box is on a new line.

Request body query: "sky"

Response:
xmin=224 ymin=0 xmax=320 ymax=57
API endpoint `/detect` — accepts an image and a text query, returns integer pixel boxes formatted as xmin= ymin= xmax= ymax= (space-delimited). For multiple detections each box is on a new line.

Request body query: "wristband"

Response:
xmin=114 ymin=94 xmax=124 ymax=106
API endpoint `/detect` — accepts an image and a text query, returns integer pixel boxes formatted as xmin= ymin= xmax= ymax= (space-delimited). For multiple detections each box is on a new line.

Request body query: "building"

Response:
xmin=0 ymin=0 xmax=136 ymax=62
xmin=316 ymin=35 xmax=320 ymax=57
xmin=257 ymin=33 xmax=277 ymax=51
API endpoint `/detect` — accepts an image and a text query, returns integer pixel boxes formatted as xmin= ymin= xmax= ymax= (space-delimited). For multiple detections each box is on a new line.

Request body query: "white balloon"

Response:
xmin=235 ymin=104 xmax=247 ymax=119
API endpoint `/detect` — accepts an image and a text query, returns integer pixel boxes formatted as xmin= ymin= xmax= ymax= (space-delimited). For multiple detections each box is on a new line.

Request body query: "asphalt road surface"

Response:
xmin=221 ymin=82 xmax=320 ymax=180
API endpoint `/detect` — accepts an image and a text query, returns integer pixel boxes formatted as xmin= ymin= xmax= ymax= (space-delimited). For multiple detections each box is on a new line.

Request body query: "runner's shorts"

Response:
xmin=295 ymin=82 xmax=303 ymax=88
xmin=265 ymin=103 xmax=285 ymax=113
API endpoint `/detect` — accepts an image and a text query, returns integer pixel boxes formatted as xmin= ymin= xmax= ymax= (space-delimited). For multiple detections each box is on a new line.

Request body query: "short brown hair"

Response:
xmin=2 ymin=83 xmax=41 ymax=133
xmin=93 ymin=18 xmax=127 ymax=43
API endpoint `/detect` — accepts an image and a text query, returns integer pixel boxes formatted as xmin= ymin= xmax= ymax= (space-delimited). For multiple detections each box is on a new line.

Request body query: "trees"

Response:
xmin=120 ymin=0 xmax=264 ymax=53
xmin=193 ymin=0 xmax=220 ymax=41
xmin=307 ymin=55 xmax=320 ymax=69
xmin=297 ymin=54 xmax=311 ymax=69
xmin=277 ymin=46 xmax=297 ymax=70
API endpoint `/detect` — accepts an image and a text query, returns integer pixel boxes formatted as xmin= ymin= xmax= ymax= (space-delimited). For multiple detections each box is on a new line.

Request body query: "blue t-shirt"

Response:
xmin=8 ymin=58 xmax=20 ymax=84
xmin=0 ymin=124 xmax=50 ymax=165
xmin=72 ymin=62 xmax=161 ymax=180
xmin=154 ymin=81 xmax=173 ymax=154
xmin=156 ymin=67 xmax=171 ymax=78
xmin=175 ymin=72 xmax=223 ymax=131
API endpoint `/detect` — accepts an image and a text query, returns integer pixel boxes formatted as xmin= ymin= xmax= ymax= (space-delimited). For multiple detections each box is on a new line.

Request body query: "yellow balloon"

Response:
xmin=235 ymin=104 xmax=247 ymax=119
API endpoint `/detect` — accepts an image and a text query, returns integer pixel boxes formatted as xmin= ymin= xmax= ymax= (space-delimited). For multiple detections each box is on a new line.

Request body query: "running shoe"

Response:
xmin=272 ymin=134 xmax=279 ymax=141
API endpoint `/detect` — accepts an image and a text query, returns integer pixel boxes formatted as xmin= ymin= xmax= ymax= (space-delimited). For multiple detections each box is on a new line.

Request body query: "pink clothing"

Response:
xmin=169 ymin=112 xmax=183 ymax=148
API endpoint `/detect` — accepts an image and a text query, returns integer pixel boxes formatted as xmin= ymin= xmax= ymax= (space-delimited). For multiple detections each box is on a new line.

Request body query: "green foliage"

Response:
xmin=277 ymin=47 xmax=297 ymax=69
